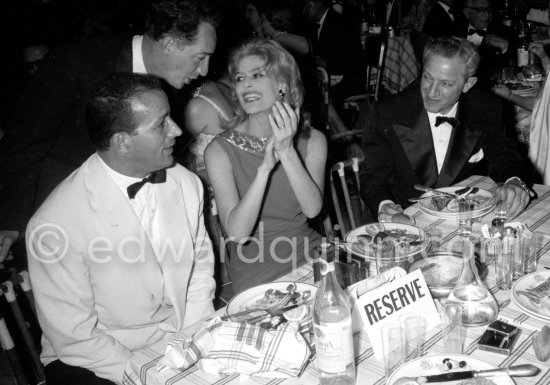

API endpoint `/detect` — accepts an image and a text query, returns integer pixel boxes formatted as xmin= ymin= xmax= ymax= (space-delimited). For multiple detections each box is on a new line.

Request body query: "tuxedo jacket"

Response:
xmin=422 ymin=2 xmax=465 ymax=38
xmin=359 ymin=87 xmax=531 ymax=215
xmin=311 ymin=9 xmax=366 ymax=100
xmin=27 ymin=154 xmax=215 ymax=383
xmin=0 ymin=33 xmax=186 ymax=231
xmin=457 ymin=22 xmax=517 ymax=84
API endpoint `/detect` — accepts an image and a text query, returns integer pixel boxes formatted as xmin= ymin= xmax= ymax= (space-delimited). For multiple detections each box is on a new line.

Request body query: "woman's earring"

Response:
xmin=279 ymin=89 xmax=286 ymax=100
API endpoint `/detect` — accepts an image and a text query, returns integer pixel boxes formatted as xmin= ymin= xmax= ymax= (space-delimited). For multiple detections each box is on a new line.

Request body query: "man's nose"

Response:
xmin=168 ymin=119 xmax=183 ymax=137
xmin=427 ymin=82 xmax=440 ymax=97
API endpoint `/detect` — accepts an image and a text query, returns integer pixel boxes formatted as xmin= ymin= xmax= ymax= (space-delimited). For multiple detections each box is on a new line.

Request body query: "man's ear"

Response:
xmin=463 ymin=8 xmax=470 ymax=20
xmin=112 ymin=132 xmax=130 ymax=154
xmin=160 ymin=36 xmax=173 ymax=55
xmin=462 ymin=76 xmax=477 ymax=93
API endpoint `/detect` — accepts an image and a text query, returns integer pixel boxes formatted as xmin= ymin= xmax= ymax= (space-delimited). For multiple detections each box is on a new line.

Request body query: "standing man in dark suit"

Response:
xmin=360 ymin=37 xmax=534 ymax=223
xmin=423 ymin=0 xmax=465 ymax=38
xmin=0 ymin=0 xmax=219 ymax=258
xmin=301 ymin=0 xmax=366 ymax=105
xmin=459 ymin=0 xmax=515 ymax=84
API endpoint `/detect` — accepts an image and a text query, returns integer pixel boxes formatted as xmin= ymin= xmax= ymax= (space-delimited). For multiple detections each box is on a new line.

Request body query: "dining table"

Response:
xmin=122 ymin=175 xmax=550 ymax=385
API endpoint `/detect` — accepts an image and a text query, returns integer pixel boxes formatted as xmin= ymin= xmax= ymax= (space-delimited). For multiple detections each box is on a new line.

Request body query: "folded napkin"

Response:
xmin=158 ymin=317 xmax=311 ymax=378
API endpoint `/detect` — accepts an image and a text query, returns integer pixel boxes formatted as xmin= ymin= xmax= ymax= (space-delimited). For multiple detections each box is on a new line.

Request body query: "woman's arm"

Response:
xmin=205 ymin=138 xmax=278 ymax=240
xmin=270 ymin=102 xmax=327 ymax=218
xmin=492 ymin=84 xmax=538 ymax=111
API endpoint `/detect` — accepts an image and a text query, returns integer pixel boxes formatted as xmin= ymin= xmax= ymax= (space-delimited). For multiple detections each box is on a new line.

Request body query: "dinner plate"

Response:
xmin=225 ymin=281 xmax=317 ymax=317
xmin=225 ymin=281 xmax=369 ymax=357
xmin=387 ymin=354 xmax=514 ymax=385
xmin=417 ymin=186 xmax=494 ymax=220
xmin=344 ymin=222 xmax=428 ymax=260
xmin=511 ymin=271 xmax=550 ymax=323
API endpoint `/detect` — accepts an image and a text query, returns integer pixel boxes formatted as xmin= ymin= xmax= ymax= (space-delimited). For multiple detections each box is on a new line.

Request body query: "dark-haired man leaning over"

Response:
xmin=360 ymin=37 xmax=534 ymax=224
xmin=27 ymin=73 xmax=216 ymax=385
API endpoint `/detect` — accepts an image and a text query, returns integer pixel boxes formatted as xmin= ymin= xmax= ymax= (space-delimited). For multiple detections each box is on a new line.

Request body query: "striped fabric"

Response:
xmin=123 ymin=176 xmax=550 ymax=385
xmin=156 ymin=318 xmax=310 ymax=378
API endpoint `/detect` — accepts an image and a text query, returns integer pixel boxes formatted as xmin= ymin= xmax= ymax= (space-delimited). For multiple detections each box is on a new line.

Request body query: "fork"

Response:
xmin=220 ymin=292 xmax=293 ymax=321
xmin=246 ymin=300 xmax=312 ymax=324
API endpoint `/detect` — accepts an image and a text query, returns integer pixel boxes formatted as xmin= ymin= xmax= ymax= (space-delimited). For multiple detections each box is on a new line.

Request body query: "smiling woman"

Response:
xmin=204 ymin=39 xmax=327 ymax=293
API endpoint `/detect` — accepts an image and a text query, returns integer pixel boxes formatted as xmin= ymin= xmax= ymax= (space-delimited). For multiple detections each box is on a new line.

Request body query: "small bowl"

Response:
xmin=408 ymin=251 xmax=485 ymax=298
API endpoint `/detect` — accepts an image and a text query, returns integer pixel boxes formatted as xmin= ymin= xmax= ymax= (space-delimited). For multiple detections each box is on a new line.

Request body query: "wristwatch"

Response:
xmin=504 ymin=177 xmax=536 ymax=198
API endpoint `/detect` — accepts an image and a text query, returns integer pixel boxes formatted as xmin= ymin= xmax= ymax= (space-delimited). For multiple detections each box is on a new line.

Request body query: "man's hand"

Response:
xmin=0 ymin=230 xmax=19 ymax=262
xmin=495 ymin=184 xmax=529 ymax=219
xmin=483 ymin=34 xmax=509 ymax=53
xmin=379 ymin=203 xmax=415 ymax=225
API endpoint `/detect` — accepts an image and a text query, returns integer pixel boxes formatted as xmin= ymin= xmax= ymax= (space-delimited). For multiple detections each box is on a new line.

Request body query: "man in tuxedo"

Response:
xmin=0 ymin=0 xmax=218 ymax=258
xmin=423 ymin=0 xmax=465 ymax=38
xmin=459 ymin=0 xmax=515 ymax=85
xmin=301 ymin=0 xmax=366 ymax=104
xmin=360 ymin=37 xmax=533 ymax=223
xmin=27 ymin=73 xmax=216 ymax=385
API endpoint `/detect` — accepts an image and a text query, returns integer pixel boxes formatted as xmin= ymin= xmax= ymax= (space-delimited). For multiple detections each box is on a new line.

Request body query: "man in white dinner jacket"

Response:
xmin=26 ymin=73 xmax=216 ymax=385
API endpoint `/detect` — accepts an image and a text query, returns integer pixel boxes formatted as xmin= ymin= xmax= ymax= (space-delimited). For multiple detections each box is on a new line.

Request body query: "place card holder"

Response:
xmin=313 ymin=244 xmax=368 ymax=290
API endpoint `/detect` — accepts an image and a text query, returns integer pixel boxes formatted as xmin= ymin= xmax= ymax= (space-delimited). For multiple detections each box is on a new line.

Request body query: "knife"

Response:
xmin=418 ymin=364 xmax=539 ymax=383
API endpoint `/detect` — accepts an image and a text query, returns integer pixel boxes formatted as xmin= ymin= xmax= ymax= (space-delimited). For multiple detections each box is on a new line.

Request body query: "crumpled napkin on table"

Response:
xmin=157 ymin=317 xmax=311 ymax=378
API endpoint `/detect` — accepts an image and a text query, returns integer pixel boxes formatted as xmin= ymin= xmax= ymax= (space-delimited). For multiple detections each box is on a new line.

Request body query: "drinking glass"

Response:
xmin=375 ymin=238 xmax=395 ymax=275
xmin=521 ymin=231 xmax=540 ymax=274
xmin=496 ymin=237 xmax=513 ymax=290
xmin=457 ymin=197 xmax=473 ymax=238
xmin=482 ymin=237 xmax=501 ymax=276
xmin=399 ymin=313 xmax=425 ymax=362
xmin=441 ymin=303 xmax=463 ymax=354
xmin=381 ymin=324 xmax=403 ymax=382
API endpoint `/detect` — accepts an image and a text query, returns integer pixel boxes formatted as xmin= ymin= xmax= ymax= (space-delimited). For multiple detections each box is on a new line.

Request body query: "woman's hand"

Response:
xmin=269 ymin=101 xmax=299 ymax=156
xmin=530 ymin=41 xmax=550 ymax=71
xmin=492 ymin=84 xmax=512 ymax=100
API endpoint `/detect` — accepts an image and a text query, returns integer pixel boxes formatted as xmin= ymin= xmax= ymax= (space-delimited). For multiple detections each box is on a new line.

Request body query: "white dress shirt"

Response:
xmin=466 ymin=24 xmax=485 ymax=47
xmin=98 ymin=156 xmax=164 ymax=261
xmin=428 ymin=102 xmax=458 ymax=173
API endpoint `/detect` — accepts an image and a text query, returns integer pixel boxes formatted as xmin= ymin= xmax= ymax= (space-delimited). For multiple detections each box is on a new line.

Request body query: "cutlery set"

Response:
xmin=393 ymin=364 xmax=539 ymax=384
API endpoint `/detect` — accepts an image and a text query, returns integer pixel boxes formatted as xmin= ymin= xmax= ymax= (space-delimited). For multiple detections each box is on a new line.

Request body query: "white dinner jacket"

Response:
xmin=27 ymin=153 xmax=216 ymax=383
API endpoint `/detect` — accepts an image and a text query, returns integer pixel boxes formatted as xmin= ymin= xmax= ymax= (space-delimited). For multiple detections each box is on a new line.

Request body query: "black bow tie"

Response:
xmin=468 ymin=28 xmax=486 ymax=36
xmin=435 ymin=116 xmax=459 ymax=127
xmin=127 ymin=169 xmax=167 ymax=199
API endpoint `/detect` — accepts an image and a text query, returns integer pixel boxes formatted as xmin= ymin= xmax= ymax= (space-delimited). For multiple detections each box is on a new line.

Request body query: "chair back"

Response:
xmin=328 ymin=157 xmax=365 ymax=238
xmin=364 ymin=33 xmax=388 ymax=102
xmin=1 ymin=270 xmax=45 ymax=384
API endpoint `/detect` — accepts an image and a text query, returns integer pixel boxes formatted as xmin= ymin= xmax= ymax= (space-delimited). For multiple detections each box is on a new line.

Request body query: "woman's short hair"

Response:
xmin=225 ymin=38 xmax=304 ymax=129
xmin=86 ymin=73 xmax=163 ymax=152
xmin=423 ymin=36 xmax=480 ymax=79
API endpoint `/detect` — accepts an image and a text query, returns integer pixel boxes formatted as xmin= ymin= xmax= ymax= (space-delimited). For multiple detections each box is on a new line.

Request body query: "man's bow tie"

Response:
xmin=435 ymin=116 xmax=459 ymax=128
xmin=127 ymin=169 xmax=167 ymax=199
xmin=468 ymin=28 xmax=486 ymax=36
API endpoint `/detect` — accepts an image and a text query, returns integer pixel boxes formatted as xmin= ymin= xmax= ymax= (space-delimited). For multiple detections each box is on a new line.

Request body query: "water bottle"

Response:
xmin=313 ymin=257 xmax=355 ymax=385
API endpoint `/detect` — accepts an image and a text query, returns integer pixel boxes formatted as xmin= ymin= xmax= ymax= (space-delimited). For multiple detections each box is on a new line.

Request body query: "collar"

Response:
xmin=468 ymin=24 xmax=487 ymax=33
xmin=427 ymin=102 xmax=458 ymax=127
xmin=132 ymin=35 xmax=147 ymax=74
xmin=318 ymin=9 xmax=329 ymax=30
xmin=438 ymin=1 xmax=454 ymax=19
xmin=97 ymin=155 xmax=143 ymax=197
